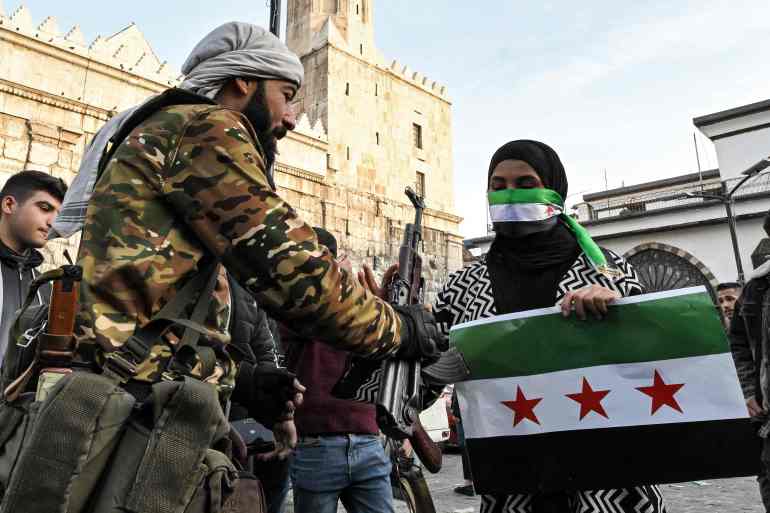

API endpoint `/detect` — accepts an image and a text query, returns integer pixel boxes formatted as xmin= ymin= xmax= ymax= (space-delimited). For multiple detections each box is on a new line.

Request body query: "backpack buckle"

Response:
xmin=103 ymin=352 xmax=138 ymax=383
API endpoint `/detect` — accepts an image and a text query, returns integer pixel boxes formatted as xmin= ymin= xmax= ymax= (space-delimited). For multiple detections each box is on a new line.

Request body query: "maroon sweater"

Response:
xmin=290 ymin=337 xmax=379 ymax=436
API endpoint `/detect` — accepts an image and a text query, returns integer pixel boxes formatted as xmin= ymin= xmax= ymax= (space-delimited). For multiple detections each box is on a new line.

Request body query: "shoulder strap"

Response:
xmin=165 ymin=264 xmax=221 ymax=380
xmin=102 ymin=260 xmax=221 ymax=383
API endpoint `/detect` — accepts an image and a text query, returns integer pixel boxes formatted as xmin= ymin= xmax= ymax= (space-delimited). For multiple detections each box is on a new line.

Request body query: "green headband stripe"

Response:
xmin=487 ymin=188 xmax=608 ymax=270
xmin=488 ymin=188 xmax=563 ymax=207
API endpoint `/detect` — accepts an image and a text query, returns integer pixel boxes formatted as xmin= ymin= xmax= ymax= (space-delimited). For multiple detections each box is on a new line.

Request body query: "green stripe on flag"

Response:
xmin=451 ymin=289 xmax=728 ymax=381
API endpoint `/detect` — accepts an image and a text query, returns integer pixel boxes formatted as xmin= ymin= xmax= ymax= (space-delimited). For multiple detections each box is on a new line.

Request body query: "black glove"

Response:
xmin=393 ymin=304 xmax=446 ymax=365
xmin=234 ymin=362 xmax=298 ymax=426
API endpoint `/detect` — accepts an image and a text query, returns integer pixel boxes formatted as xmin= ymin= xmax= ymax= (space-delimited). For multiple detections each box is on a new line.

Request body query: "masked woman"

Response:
xmin=432 ymin=140 xmax=666 ymax=513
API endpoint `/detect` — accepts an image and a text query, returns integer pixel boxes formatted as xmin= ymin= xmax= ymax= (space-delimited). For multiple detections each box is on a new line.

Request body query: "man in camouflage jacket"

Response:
xmin=72 ymin=23 xmax=441 ymax=436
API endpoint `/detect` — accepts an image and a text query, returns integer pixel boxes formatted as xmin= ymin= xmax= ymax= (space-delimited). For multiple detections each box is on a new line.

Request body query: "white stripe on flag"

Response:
xmin=456 ymin=353 xmax=747 ymax=439
xmin=488 ymin=203 xmax=561 ymax=223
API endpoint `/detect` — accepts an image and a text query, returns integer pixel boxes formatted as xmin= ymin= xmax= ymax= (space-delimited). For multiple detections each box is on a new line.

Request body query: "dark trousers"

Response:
xmin=452 ymin=392 xmax=473 ymax=482
xmin=252 ymin=456 xmax=290 ymax=513
xmin=760 ymin=436 xmax=770 ymax=512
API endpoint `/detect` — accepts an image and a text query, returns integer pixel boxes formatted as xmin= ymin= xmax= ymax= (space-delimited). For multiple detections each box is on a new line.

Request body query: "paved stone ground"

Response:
xmin=285 ymin=453 xmax=766 ymax=512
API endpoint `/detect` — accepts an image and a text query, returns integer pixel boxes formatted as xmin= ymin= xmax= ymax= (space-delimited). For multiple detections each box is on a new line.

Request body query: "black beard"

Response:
xmin=242 ymin=87 xmax=282 ymax=187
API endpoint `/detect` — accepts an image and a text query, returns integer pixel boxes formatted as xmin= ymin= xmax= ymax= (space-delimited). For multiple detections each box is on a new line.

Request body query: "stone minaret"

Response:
xmin=284 ymin=0 xmax=458 ymax=260
xmin=286 ymin=0 xmax=375 ymax=61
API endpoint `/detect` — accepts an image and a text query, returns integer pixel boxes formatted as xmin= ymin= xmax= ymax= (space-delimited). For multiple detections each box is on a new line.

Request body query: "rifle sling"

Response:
xmin=103 ymin=259 xmax=221 ymax=384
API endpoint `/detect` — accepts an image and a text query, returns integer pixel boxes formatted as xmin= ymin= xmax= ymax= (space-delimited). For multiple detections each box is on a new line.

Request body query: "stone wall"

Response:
xmin=275 ymin=163 xmax=463 ymax=300
xmin=286 ymin=0 xmax=463 ymax=296
xmin=0 ymin=4 xmax=463 ymax=299
xmin=0 ymin=5 xmax=175 ymax=268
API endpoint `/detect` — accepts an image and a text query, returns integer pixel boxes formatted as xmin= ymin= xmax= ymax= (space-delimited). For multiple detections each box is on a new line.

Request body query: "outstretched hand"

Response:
xmin=358 ymin=263 xmax=399 ymax=300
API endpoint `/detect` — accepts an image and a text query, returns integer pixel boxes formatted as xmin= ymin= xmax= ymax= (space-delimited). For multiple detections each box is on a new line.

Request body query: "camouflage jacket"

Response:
xmin=74 ymin=99 xmax=402 ymax=383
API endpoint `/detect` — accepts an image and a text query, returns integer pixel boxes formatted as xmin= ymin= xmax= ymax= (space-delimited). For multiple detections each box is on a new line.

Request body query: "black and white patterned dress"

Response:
xmin=433 ymin=250 xmax=667 ymax=513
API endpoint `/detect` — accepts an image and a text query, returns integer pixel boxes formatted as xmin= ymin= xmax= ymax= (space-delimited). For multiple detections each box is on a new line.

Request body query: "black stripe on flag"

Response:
xmin=466 ymin=418 xmax=760 ymax=495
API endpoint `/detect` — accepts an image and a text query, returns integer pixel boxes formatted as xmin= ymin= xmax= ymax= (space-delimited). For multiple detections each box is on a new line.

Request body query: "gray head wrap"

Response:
xmin=180 ymin=22 xmax=304 ymax=99
xmin=51 ymin=22 xmax=302 ymax=239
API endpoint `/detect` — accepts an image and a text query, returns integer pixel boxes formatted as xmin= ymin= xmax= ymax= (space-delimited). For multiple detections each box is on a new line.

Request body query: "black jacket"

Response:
xmin=227 ymin=274 xmax=278 ymax=368
xmin=0 ymin=241 xmax=48 ymax=362
xmin=227 ymin=274 xmax=279 ymax=421
xmin=729 ymin=277 xmax=769 ymax=405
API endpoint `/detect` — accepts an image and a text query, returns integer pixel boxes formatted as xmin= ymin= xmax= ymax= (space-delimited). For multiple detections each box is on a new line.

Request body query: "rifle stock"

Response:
xmin=35 ymin=264 xmax=82 ymax=401
xmin=411 ymin=418 xmax=442 ymax=474
xmin=48 ymin=266 xmax=80 ymax=335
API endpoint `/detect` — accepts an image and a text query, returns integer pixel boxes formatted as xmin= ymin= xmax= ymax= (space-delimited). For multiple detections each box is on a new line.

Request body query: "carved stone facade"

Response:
xmin=285 ymin=0 xmax=462 ymax=295
xmin=0 ymin=5 xmax=179 ymax=267
xmin=0 ymin=3 xmax=463 ymax=298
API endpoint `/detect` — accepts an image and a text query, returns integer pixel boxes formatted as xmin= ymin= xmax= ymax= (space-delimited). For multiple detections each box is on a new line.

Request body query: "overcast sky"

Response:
xmin=13 ymin=1 xmax=770 ymax=237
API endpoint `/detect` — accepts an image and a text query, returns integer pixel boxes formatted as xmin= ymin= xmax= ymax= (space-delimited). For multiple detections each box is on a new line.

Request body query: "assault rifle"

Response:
xmin=377 ymin=186 xmax=426 ymax=443
xmin=334 ymin=187 xmax=470 ymax=474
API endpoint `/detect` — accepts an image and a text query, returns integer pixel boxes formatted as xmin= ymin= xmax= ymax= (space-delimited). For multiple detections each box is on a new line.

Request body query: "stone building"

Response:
xmin=0 ymin=5 xmax=178 ymax=267
xmin=573 ymin=98 xmax=770 ymax=296
xmin=285 ymin=0 xmax=462 ymax=294
xmin=0 ymin=2 xmax=463 ymax=297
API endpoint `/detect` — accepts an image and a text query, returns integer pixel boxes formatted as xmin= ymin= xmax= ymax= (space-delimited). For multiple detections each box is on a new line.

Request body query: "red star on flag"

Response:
xmin=636 ymin=369 xmax=685 ymax=415
xmin=501 ymin=386 xmax=542 ymax=426
xmin=565 ymin=377 xmax=611 ymax=420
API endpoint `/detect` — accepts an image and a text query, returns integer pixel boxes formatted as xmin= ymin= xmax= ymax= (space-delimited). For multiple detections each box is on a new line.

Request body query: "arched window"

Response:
xmin=624 ymin=243 xmax=717 ymax=301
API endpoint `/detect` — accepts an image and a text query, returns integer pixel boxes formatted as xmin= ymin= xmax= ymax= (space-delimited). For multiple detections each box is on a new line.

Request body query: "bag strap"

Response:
xmin=164 ymin=264 xmax=221 ymax=380
xmin=102 ymin=260 xmax=221 ymax=384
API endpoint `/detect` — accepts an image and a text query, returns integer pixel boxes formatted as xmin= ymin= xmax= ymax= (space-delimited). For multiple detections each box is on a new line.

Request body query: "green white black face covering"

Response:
xmin=488 ymin=188 xmax=618 ymax=278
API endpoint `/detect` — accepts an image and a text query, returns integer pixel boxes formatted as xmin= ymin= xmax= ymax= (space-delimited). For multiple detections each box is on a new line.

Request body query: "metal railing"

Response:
xmin=579 ymin=172 xmax=770 ymax=222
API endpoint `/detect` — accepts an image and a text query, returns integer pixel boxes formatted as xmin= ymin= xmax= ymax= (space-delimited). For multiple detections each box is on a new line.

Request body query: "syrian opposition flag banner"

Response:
xmin=453 ymin=287 xmax=758 ymax=495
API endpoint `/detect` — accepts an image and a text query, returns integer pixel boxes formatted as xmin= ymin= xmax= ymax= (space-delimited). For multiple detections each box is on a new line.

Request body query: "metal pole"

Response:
xmin=693 ymin=132 xmax=703 ymax=190
xmin=270 ymin=0 xmax=282 ymax=37
xmin=684 ymin=159 xmax=770 ymax=284
xmin=722 ymin=182 xmax=745 ymax=283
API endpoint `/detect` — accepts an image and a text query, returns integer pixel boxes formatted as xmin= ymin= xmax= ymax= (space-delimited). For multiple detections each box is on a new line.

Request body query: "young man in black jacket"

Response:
xmin=0 ymin=170 xmax=66 ymax=361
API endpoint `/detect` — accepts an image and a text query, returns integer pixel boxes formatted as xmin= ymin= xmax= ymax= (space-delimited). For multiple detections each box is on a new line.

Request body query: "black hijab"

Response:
xmin=486 ymin=140 xmax=581 ymax=314
xmin=487 ymin=140 xmax=568 ymax=199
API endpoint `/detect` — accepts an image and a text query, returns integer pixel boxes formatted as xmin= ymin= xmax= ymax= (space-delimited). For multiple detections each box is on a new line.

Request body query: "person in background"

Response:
xmin=217 ymin=265 xmax=291 ymax=513
xmin=717 ymin=282 xmax=742 ymax=330
xmin=0 ymin=170 xmax=66 ymax=362
xmin=286 ymin=227 xmax=395 ymax=513
xmin=451 ymin=390 xmax=475 ymax=497
xmin=729 ymin=221 xmax=770 ymax=512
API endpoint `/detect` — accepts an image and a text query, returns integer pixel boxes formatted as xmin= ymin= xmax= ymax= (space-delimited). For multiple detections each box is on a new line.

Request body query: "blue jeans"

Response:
xmin=290 ymin=434 xmax=394 ymax=513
